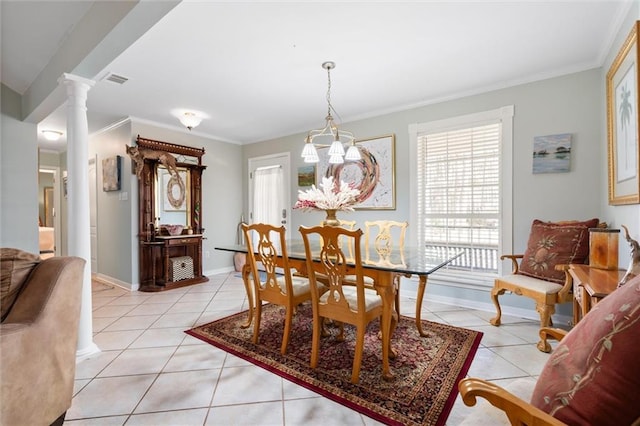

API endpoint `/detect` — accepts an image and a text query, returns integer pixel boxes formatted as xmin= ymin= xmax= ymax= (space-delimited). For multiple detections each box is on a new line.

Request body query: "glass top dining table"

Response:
xmin=216 ymin=241 xmax=461 ymax=381
xmin=215 ymin=241 xmax=462 ymax=337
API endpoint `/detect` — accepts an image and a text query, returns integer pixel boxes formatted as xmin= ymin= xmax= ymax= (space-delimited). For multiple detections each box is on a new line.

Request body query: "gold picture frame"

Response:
xmin=607 ymin=21 xmax=640 ymax=205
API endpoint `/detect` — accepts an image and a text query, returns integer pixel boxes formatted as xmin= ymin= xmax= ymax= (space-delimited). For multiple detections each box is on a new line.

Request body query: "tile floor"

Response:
xmin=65 ymin=272 xmax=558 ymax=425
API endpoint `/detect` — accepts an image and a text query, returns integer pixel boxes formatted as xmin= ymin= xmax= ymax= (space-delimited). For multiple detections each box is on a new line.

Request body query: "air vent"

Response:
xmin=104 ymin=73 xmax=128 ymax=85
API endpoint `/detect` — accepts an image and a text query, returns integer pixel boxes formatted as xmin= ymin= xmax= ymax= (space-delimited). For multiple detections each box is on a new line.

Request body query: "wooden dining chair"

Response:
xmin=242 ymin=223 xmax=315 ymax=355
xmin=363 ymin=220 xmax=408 ymax=314
xmin=299 ymin=225 xmax=384 ymax=384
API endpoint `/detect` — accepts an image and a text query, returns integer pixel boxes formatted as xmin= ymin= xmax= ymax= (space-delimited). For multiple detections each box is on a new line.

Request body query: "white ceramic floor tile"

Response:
xmin=64 ymin=415 xmax=128 ymax=425
xmin=92 ymin=316 xmax=118 ymax=333
xmin=284 ymin=396 xmax=365 ymax=426
xmin=466 ymin=347 xmax=529 ymax=380
xmin=468 ymin=324 xmax=530 ymax=347
xmin=163 ymin=344 xmax=227 ymax=372
xmin=211 ymin=365 xmax=283 ymax=406
xmin=166 ymin=301 xmax=210 ymax=314
xmin=67 ymin=374 xmax=157 ymax=419
xmin=434 ymin=310 xmax=490 ymax=327
xmin=104 ymin=314 xmax=160 ymax=331
xmin=126 ymin=408 xmax=209 ymax=426
xmin=144 ymin=293 xmax=184 ymax=304
xmin=68 ymin=271 xmax=550 ymax=426
xmin=126 ymin=303 xmax=174 ymax=316
xmin=490 ymin=345 xmax=551 ymax=376
xmin=98 ymin=346 xmax=176 ymax=377
xmin=93 ymin=329 xmax=145 ymax=350
xmin=106 ymin=294 xmax=151 ymax=306
xmin=205 ymin=401 xmax=283 ymax=425
xmin=93 ymin=304 xmax=136 ymax=318
xmin=72 ymin=379 xmax=91 ymax=397
xmin=151 ymin=312 xmax=201 ymax=329
xmin=75 ymin=350 xmax=121 ymax=379
xmin=134 ymin=369 xmax=220 ymax=413
xmin=179 ymin=292 xmax=216 ymax=303
xmin=128 ymin=327 xmax=188 ymax=348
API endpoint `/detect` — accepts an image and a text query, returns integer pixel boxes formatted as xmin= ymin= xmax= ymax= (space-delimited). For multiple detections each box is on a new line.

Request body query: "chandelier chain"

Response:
xmin=326 ymin=66 xmax=333 ymax=118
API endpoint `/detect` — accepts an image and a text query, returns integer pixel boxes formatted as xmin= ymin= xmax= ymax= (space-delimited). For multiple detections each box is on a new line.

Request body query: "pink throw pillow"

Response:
xmin=530 ymin=274 xmax=640 ymax=424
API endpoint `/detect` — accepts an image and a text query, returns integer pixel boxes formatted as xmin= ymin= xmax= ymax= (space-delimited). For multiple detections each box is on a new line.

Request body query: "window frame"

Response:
xmin=409 ymin=105 xmax=514 ymax=288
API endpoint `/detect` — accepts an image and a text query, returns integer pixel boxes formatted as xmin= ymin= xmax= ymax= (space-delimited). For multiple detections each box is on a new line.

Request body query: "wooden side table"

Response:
xmin=569 ymin=264 xmax=625 ymax=324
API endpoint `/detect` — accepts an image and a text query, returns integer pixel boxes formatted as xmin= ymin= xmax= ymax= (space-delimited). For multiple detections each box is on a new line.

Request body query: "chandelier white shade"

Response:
xmin=301 ymin=62 xmax=360 ymax=164
xmin=41 ymin=130 xmax=63 ymax=141
xmin=179 ymin=112 xmax=202 ymax=130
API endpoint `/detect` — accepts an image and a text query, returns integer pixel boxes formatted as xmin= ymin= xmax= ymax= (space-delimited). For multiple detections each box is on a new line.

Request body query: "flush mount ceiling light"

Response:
xmin=178 ymin=112 xmax=202 ymax=131
xmin=41 ymin=130 xmax=63 ymax=141
xmin=301 ymin=61 xmax=360 ymax=164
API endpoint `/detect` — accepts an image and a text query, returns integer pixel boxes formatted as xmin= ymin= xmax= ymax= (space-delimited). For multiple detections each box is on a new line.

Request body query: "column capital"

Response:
xmin=58 ymin=73 xmax=95 ymax=90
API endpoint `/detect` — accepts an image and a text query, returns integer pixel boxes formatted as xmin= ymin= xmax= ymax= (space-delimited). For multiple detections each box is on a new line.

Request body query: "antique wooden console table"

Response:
xmin=569 ymin=264 xmax=625 ymax=324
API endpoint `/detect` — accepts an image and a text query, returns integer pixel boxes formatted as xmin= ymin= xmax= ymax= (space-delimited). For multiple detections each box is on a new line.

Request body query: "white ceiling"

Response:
xmin=1 ymin=1 xmax=632 ymax=152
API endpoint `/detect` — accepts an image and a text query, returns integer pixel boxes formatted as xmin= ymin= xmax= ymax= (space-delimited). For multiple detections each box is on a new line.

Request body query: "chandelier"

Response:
xmin=301 ymin=61 xmax=360 ymax=164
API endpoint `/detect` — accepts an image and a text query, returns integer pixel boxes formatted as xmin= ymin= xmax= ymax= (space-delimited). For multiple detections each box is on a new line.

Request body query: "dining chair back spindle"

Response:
xmin=363 ymin=220 xmax=408 ymax=314
xmin=299 ymin=225 xmax=384 ymax=384
xmin=242 ymin=223 xmax=316 ymax=355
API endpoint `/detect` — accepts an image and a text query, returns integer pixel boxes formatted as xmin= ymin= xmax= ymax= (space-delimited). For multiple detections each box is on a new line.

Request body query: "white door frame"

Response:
xmin=248 ymin=152 xmax=291 ymax=240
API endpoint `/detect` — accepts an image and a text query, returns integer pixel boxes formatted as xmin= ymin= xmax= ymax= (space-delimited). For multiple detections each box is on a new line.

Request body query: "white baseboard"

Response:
xmin=205 ymin=266 xmax=235 ymax=276
xmin=93 ymin=273 xmax=137 ymax=291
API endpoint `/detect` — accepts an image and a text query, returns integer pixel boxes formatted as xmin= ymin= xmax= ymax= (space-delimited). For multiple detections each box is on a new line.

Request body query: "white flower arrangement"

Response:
xmin=294 ymin=176 xmax=360 ymax=212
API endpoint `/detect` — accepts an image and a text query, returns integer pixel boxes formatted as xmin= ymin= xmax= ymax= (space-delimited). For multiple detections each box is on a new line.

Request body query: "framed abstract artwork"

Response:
xmin=102 ymin=155 xmax=121 ymax=192
xmin=316 ymin=134 xmax=396 ymax=210
xmin=607 ymin=21 xmax=640 ymax=205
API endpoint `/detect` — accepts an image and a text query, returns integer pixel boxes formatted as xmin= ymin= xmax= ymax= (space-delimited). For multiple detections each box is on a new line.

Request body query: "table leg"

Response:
xmin=240 ymin=263 xmax=254 ymax=329
xmin=416 ymin=275 xmax=429 ymax=337
xmin=376 ymin=272 xmax=397 ymax=381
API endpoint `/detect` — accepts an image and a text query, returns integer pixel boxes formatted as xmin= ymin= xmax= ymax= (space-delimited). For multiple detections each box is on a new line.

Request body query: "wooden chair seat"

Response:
xmin=490 ymin=254 xmax=572 ymax=352
xmin=249 ymin=274 xmax=313 ymax=297
xmin=320 ymin=285 xmax=382 ymax=309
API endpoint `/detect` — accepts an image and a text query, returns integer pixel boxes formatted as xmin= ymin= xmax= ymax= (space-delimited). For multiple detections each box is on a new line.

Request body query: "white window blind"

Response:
xmin=416 ymin=122 xmax=501 ymax=274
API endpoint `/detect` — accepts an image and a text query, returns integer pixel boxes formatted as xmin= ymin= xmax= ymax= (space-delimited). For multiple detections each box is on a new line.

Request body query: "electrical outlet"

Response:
xmin=206 ymin=251 xmax=210 ymax=258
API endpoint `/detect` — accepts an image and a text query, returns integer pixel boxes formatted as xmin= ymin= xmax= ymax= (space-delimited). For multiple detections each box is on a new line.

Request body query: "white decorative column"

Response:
xmin=60 ymin=73 xmax=100 ymax=358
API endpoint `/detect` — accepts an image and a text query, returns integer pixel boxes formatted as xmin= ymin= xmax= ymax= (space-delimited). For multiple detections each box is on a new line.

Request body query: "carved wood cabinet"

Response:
xmin=134 ymin=135 xmax=209 ymax=291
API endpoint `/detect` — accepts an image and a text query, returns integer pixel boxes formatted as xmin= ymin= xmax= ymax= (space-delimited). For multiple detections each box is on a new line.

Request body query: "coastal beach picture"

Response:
xmin=532 ymin=133 xmax=572 ymax=174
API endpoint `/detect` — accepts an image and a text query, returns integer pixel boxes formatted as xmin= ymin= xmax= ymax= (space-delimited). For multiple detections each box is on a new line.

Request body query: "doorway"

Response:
xmin=38 ymin=167 xmax=61 ymax=257
xmin=248 ymin=153 xmax=291 ymax=240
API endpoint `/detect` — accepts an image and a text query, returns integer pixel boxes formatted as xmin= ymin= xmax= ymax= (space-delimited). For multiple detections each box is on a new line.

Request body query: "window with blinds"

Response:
xmin=416 ymin=121 xmax=502 ymax=275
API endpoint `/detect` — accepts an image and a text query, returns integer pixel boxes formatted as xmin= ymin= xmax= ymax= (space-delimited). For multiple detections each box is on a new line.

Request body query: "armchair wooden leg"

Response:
xmin=489 ymin=287 xmax=506 ymax=326
xmin=536 ymin=303 xmax=555 ymax=352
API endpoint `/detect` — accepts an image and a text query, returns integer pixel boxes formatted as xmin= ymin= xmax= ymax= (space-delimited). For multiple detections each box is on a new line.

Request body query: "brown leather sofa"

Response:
xmin=1 ymin=249 xmax=85 ymax=426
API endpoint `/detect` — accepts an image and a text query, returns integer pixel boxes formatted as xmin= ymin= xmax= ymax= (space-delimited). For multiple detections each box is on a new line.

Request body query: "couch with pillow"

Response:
xmin=489 ymin=218 xmax=601 ymax=351
xmin=459 ymin=273 xmax=640 ymax=425
xmin=1 ymin=248 xmax=85 ymax=426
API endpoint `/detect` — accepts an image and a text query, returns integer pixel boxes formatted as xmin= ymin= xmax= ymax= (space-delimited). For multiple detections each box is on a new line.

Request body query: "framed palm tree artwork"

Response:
xmin=607 ymin=20 xmax=640 ymax=205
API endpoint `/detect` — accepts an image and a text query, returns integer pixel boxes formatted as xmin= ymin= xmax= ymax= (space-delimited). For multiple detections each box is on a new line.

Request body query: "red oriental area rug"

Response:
xmin=186 ymin=303 xmax=482 ymax=426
